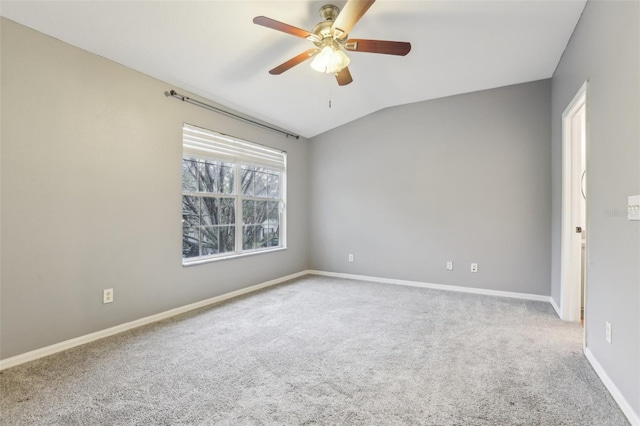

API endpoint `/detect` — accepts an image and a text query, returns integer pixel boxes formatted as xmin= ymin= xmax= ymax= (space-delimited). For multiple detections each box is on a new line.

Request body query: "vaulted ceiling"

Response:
xmin=1 ymin=1 xmax=586 ymax=138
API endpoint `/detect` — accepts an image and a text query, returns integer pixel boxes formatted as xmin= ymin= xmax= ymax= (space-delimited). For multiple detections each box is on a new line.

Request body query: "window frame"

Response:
xmin=181 ymin=126 xmax=287 ymax=266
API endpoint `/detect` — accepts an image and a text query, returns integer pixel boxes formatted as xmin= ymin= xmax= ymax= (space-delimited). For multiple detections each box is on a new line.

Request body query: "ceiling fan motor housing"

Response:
xmin=313 ymin=5 xmax=343 ymax=43
xmin=311 ymin=21 xmax=334 ymax=40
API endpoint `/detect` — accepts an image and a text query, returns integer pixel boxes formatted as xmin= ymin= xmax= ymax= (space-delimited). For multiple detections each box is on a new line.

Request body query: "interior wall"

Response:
xmin=309 ymin=80 xmax=552 ymax=296
xmin=550 ymin=1 xmax=639 ymax=416
xmin=0 ymin=19 xmax=310 ymax=360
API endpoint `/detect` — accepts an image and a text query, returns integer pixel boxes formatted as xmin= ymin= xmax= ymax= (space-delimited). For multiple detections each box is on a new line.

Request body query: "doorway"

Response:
xmin=560 ymin=82 xmax=588 ymax=331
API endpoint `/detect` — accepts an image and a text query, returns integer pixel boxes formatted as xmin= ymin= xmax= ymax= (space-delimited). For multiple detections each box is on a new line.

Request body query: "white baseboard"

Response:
xmin=550 ymin=297 xmax=562 ymax=318
xmin=584 ymin=347 xmax=640 ymax=426
xmin=0 ymin=270 xmax=308 ymax=371
xmin=2 ymin=268 xmax=636 ymax=425
xmin=307 ymin=270 xmax=551 ymax=302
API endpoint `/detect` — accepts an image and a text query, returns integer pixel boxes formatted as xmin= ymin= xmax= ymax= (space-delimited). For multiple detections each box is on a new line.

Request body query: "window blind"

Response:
xmin=183 ymin=123 xmax=286 ymax=170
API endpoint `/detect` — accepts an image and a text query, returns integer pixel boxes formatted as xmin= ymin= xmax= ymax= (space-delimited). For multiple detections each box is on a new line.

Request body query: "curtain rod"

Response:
xmin=165 ymin=89 xmax=300 ymax=140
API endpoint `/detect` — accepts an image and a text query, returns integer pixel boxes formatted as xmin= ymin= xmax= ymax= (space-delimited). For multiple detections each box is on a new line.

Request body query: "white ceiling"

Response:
xmin=1 ymin=0 xmax=585 ymax=138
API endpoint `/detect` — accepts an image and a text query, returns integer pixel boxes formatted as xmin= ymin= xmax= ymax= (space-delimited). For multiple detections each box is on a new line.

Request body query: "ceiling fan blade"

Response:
xmin=331 ymin=0 xmax=375 ymax=39
xmin=269 ymin=49 xmax=318 ymax=75
xmin=253 ymin=16 xmax=318 ymax=41
xmin=335 ymin=67 xmax=353 ymax=86
xmin=344 ymin=39 xmax=411 ymax=56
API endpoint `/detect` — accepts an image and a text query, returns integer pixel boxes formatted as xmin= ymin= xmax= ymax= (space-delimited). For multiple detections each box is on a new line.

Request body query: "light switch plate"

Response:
xmin=628 ymin=195 xmax=640 ymax=221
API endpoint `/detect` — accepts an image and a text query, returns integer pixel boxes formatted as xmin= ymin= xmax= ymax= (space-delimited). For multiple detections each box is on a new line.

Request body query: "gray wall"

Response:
xmin=309 ymin=80 xmax=552 ymax=296
xmin=550 ymin=1 xmax=639 ymax=415
xmin=0 ymin=19 xmax=310 ymax=360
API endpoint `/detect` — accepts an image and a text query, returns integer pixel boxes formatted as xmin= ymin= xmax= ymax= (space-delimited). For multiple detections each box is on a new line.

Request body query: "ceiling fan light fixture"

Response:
xmin=310 ymin=45 xmax=350 ymax=74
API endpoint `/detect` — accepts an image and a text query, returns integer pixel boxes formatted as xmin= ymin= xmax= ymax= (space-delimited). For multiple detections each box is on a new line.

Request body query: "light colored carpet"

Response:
xmin=0 ymin=275 xmax=629 ymax=425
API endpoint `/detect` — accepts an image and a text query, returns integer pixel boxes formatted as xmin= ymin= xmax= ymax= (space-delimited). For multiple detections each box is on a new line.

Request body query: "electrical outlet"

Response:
xmin=103 ymin=288 xmax=114 ymax=304
xmin=605 ymin=321 xmax=612 ymax=343
xmin=446 ymin=261 xmax=453 ymax=271
xmin=471 ymin=263 xmax=478 ymax=273
xmin=348 ymin=254 xmax=354 ymax=262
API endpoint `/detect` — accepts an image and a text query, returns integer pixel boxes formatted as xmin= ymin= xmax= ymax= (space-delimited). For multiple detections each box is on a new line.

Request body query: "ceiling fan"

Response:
xmin=253 ymin=0 xmax=411 ymax=86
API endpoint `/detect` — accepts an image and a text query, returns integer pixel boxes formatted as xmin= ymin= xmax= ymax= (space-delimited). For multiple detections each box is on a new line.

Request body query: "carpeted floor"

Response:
xmin=0 ymin=275 xmax=629 ymax=425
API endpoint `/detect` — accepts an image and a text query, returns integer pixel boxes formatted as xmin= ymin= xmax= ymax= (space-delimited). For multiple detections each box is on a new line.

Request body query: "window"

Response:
xmin=181 ymin=124 xmax=286 ymax=264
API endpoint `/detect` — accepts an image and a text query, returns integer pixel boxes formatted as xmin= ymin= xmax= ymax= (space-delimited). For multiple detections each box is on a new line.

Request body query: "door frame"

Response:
xmin=560 ymin=81 xmax=588 ymax=335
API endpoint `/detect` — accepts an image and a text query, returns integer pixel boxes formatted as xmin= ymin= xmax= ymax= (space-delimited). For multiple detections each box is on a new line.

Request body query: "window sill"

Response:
xmin=182 ymin=246 xmax=287 ymax=267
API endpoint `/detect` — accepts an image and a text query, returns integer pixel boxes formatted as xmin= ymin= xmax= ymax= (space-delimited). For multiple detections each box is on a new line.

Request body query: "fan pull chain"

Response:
xmin=328 ymin=73 xmax=333 ymax=109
